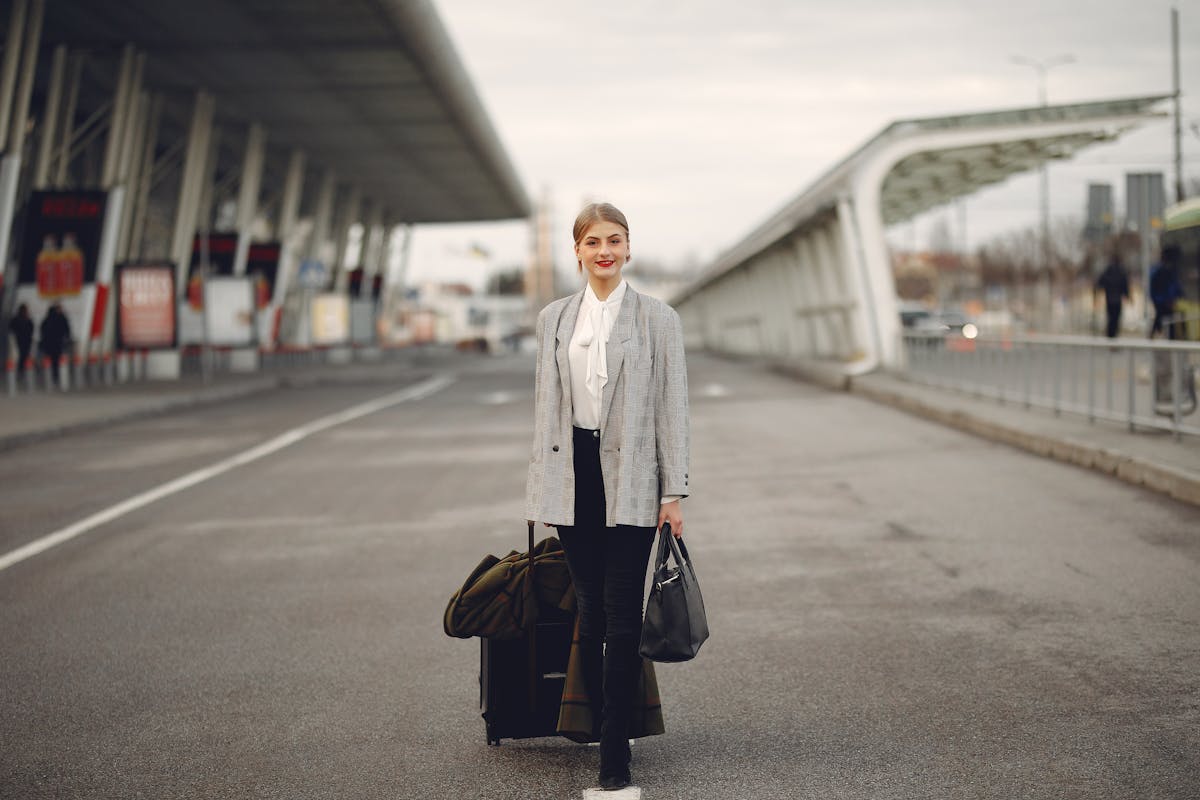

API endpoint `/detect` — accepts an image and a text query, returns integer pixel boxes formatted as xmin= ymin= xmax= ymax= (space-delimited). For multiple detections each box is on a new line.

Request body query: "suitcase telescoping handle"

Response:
xmin=526 ymin=521 xmax=537 ymax=712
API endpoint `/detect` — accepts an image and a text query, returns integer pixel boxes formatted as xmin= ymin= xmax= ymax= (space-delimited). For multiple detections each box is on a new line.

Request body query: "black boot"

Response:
xmin=598 ymin=636 xmax=640 ymax=790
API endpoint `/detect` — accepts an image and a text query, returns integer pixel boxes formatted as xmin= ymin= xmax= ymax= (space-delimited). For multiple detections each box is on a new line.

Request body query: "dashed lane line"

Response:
xmin=0 ymin=374 xmax=456 ymax=573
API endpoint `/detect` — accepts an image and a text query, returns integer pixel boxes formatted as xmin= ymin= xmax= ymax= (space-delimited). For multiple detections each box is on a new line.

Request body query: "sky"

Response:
xmin=403 ymin=0 xmax=1199 ymax=293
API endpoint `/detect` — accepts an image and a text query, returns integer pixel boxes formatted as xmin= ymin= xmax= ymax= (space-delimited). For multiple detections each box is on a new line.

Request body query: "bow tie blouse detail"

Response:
xmin=569 ymin=280 xmax=627 ymax=431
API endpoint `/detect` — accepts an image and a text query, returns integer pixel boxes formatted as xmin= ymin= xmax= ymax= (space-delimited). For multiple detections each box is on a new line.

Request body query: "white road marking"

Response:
xmin=701 ymin=382 xmax=730 ymax=397
xmin=0 ymin=374 xmax=455 ymax=573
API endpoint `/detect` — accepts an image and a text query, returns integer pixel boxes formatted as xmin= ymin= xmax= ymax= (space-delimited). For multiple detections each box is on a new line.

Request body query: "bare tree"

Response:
xmin=928 ymin=216 xmax=956 ymax=255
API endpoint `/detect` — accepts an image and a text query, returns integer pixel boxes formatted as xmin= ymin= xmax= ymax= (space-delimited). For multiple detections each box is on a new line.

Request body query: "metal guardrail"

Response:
xmin=3 ymin=343 xmax=420 ymax=398
xmin=902 ymin=332 xmax=1200 ymax=441
xmin=4 ymin=350 xmax=152 ymax=395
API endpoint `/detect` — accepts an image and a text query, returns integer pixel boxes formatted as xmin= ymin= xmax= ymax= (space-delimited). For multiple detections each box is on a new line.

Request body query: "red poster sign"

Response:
xmin=117 ymin=263 xmax=177 ymax=350
xmin=91 ymin=284 xmax=109 ymax=338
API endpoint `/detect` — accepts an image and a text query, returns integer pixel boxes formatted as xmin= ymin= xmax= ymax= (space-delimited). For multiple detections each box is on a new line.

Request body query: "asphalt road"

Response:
xmin=1 ymin=351 xmax=1197 ymax=799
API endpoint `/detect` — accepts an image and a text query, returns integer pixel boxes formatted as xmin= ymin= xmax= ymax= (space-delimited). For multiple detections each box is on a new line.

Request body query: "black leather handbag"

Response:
xmin=639 ymin=523 xmax=709 ymax=662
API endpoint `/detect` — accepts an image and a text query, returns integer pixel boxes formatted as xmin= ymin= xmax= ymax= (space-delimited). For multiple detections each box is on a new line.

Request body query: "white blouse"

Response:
xmin=568 ymin=280 xmax=680 ymax=506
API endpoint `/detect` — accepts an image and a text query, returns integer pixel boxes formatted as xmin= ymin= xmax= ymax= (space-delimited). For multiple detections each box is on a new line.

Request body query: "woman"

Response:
xmin=8 ymin=303 xmax=33 ymax=378
xmin=526 ymin=202 xmax=689 ymax=790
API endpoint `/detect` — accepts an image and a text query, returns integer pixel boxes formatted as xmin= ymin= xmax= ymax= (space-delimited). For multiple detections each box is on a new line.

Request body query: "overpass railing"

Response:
xmin=901 ymin=332 xmax=1200 ymax=440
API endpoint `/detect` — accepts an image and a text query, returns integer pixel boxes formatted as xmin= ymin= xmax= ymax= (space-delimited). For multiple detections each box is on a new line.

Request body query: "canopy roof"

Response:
xmin=681 ymin=95 xmax=1169 ymax=302
xmin=39 ymin=0 xmax=530 ymax=223
xmin=877 ymin=97 xmax=1170 ymax=225
xmin=1165 ymin=197 xmax=1200 ymax=231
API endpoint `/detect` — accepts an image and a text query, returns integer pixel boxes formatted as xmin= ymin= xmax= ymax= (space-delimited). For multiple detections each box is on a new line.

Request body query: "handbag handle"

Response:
xmin=653 ymin=522 xmax=691 ymax=577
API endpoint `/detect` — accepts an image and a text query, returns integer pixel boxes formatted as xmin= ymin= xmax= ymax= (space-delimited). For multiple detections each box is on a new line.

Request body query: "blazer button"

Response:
xmin=552 ymin=445 xmax=559 ymax=452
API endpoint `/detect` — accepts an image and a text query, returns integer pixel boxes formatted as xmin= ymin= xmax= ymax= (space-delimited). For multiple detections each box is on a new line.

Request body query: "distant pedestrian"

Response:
xmin=1148 ymin=244 xmax=1184 ymax=340
xmin=1094 ymin=256 xmax=1129 ymax=338
xmin=38 ymin=302 xmax=72 ymax=385
xmin=527 ymin=202 xmax=689 ymax=791
xmin=8 ymin=303 xmax=34 ymax=376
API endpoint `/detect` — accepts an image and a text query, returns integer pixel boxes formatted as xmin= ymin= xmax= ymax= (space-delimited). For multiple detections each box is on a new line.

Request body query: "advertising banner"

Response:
xmin=14 ymin=190 xmax=108 ymax=350
xmin=203 ymin=277 xmax=256 ymax=347
xmin=117 ymin=263 xmax=177 ymax=350
xmin=311 ymin=293 xmax=350 ymax=345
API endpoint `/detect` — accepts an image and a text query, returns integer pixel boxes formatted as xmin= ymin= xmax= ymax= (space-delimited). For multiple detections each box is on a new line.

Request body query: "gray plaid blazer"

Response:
xmin=525 ymin=285 xmax=690 ymax=528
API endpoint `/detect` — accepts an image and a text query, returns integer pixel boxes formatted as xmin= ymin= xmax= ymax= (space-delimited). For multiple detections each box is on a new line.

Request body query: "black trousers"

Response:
xmin=1105 ymin=302 xmax=1122 ymax=338
xmin=558 ymin=426 xmax=654 ymax=759
xmin=557 ymin=426 xmax=655 ymax=643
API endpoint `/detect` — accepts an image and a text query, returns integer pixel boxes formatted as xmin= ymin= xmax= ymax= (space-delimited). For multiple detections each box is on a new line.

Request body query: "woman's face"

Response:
xmin=575 ymin=221 xmax=630 ymax=284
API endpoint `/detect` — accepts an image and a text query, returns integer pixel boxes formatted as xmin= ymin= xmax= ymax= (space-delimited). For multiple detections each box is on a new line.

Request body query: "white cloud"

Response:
xmin=411 ymin=0 xmax=1200 ymax=292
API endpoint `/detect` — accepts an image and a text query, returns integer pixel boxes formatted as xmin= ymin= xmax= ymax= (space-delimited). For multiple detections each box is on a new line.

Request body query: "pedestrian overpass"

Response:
xmin=670 ymin=96 xmax=1171 ymax=373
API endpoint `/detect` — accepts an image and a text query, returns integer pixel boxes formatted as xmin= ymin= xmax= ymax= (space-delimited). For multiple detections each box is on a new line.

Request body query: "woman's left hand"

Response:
xmin=658 ymin=500 xmax=683 ymax=538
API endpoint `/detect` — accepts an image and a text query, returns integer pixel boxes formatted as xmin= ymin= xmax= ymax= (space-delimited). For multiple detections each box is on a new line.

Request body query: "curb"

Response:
xmin=0 ymin=378 xmax=280 ymax=454
xmin=770 ymin=359 xmax=852 ymax=392
xmin=848 ymin=377 xmax=1200 ymax=509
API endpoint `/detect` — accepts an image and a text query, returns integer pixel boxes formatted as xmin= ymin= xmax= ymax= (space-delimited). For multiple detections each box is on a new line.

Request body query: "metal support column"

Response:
xmin=88 ymin=47 xmax=142 ymax=362
xmin=333 ymin=185 xmax=361 ymax=290
xmin=374 ymin=217 xmax=395 ymax=292
xmin=53 ymin=53 xmax=84 ymax=188
xmin=194 ymin=126 xmax=220 ymax=233
xmin=0 ymin=0 xmax=29 ymax=155
xmin=837 ymin=194 xmax=886 ymax=369
xmin=272 ymin=147 xmax=305 ymax=307
xmin=0 ymin=0 xmax=42 ymax=354
xmin=114 ymin=59 xmax=145 ymax=188
xmin=32 ymin=44 xmax=67 ymax=188
xmin=308 ymin=168 xmax=336 ymax=268
xmin=232 ymin=123 xmax=266 ymax=276
xmin=152 ymin=90 xmax=214 ymax=380
xmin=7 ymin=0 xmax=42 ymax=153
xmin=100 ymin=45 xmax=136 ymax=188
xmin=375 ymin=214 xmax=394 ymax=278
xmin=123 ymin=93 xmax=161 ymax=262
xmin=361 ymin=201 xmax=384 ymax=280
xmin=170 ymin=91 xmax=216 ymax=290
xmin=382 ymin=222 xmax=413 ymax=338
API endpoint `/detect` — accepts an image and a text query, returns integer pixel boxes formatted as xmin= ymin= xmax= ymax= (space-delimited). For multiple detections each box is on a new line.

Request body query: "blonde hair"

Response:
xmin=573 ymin=202 xmax=630 ymax=272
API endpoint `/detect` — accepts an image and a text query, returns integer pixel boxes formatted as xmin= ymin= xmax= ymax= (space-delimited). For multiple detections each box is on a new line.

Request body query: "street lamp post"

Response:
xmin=1011 ymin=53 xmax=1074 ymax=330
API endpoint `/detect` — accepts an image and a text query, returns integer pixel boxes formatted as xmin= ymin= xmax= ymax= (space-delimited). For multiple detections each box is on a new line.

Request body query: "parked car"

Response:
xmin=899 ymin=306 xmax=933 ymax=329
xmin=912 ymin=309 xmax=978 ymax=339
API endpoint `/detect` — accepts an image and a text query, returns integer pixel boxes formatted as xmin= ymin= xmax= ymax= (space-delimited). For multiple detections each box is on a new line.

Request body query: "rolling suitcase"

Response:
xmin=480 ymin=522 xmax=575 ymax=745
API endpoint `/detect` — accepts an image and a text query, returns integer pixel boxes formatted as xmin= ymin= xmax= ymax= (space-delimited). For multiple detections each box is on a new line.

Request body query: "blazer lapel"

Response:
xmin=600 ymin=288 xmax=637 ymax=433
xmin=555 ymin=290 xmax=585 ymax=410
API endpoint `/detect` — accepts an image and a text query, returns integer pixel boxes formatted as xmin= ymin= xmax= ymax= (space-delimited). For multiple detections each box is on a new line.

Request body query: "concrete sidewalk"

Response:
xmin=0 ymin=348 xmax=454 ymax=453
xmin=780 ymin=364 xmax=1200 ymax=509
